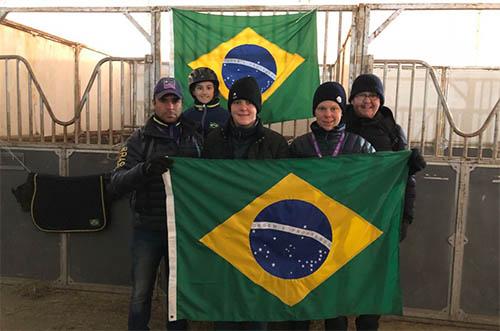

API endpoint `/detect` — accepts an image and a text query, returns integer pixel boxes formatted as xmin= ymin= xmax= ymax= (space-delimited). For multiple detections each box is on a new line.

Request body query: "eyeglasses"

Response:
xmin=354 ymin=92 xmax=379 ymax=101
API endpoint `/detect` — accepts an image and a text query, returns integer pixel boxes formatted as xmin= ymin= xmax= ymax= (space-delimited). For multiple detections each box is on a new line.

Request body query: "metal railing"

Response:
xmin=374 ymin=60 xmax=500 ymax=162
xmin=0 ymin=55 xmax=149 ymax=147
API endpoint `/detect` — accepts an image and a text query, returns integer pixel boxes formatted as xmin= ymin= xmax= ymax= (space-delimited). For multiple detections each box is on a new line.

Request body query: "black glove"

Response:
xmin=142 ymin=156 xmax=174 ymax=177
xmin=408 ymin=148 xmax=426 ymax=175
xmin=399 ymin=218 xmax=411 ymax=242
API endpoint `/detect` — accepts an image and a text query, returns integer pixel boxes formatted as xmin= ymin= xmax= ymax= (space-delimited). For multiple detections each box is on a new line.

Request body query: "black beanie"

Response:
xmin=312 ymin=82 xmax=346 ymax=116
xmin=228 ymin=76 xmax=262 ymax=113
xmin=348 ymin=74 xmax=385 ymax=106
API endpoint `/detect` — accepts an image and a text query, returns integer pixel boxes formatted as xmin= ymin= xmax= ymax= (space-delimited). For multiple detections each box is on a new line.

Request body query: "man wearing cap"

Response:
xmin=111 ymin=77 xmax=202 ymax=330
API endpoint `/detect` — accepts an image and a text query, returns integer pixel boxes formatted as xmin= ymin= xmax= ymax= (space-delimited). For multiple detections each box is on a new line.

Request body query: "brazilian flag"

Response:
xmin=163 ymin=151 xmax=408 ymax=321
xmin=172 ymin=9 xmax=320 ymax=124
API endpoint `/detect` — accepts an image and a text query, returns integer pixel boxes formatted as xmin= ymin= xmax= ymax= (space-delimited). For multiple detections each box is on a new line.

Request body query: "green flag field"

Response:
xmin=173 ymin=9 xmax=320 ymax=123
xmin=163 ymin=151 xmax=409 ymax=321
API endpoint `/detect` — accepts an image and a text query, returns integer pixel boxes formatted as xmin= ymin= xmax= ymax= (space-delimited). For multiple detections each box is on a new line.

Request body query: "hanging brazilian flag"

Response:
xmin=172 ymin=9 xmax=320 ymax=124
xmin=163 ymin=151 xmax=409 ymax=321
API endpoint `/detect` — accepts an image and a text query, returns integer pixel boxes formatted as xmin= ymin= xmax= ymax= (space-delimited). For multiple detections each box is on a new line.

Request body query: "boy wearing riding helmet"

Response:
xmin=183 ymin=67 xmax=229 ymax=137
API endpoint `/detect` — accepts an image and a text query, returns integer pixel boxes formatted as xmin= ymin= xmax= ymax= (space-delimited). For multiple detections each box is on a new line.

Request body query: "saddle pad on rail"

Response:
xmin=31 ymin=173 xmax=108 ymax=232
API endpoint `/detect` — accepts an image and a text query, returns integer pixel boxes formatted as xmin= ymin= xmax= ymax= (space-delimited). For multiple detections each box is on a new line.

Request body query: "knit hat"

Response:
xmin=348 ymin=74 xmax=385 ymax=106
xmin=228 ymin=76 xmax=262 ymax=113
xmin=312 ymin=82 xmax=347 ymax=116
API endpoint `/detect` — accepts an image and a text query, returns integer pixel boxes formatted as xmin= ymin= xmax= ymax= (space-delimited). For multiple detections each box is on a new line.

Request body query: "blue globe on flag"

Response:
xmin=222 ymin=44 xmax=277 ymax=93
xmin=249 ymin=199 xmax=333 ymax=279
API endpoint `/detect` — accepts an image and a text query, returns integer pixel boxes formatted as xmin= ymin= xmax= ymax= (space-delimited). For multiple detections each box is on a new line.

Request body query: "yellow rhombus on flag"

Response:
xmin=188 ymin=27 xmax=305 ymax=103
xmin=200 ymin=173 xmax=383 ymax=306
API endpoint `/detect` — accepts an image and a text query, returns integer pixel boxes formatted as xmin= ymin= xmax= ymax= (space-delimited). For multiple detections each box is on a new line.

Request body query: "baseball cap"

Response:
xmin=153 ymin=77 xmax=183 ymax=100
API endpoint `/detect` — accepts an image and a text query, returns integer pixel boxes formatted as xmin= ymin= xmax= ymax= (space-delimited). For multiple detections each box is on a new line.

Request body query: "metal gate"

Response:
xmin=1 ymin=3 xmax=499 ymax=326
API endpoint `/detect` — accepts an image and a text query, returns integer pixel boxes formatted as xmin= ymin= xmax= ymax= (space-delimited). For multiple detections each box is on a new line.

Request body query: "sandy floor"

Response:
xmin=0 ymin=281 xmax=495 ymax=331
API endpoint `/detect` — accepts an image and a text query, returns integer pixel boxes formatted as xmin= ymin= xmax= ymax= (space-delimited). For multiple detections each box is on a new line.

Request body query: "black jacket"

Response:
xmin=343 ymin=105 xmax=416 ymax=222
xmin=202 ymin=119 xmax=289 ymax=159
xmin=290 ymin=122 xmax=375 ymax=157
xmin=110 ymin=115 xmax=202 ymax=230
xmin=183 ymin=98 xmax=229 ymax=137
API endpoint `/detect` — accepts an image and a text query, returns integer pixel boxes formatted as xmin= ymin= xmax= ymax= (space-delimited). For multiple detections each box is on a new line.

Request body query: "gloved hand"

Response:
xmin=399 ymin=218 xmax=411 ymax=242
xmin=408 ymin=148 xmax=426 ymax=175
xmin=142 ymin=156 xmax=174 ymax=177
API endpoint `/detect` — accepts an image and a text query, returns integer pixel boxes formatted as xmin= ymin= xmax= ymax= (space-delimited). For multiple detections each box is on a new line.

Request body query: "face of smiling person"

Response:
xmin=314 ymin=100 xmax=342 ymax=131
xmin=230 ymin=99 xmax=257 ymax=128
xmin=153 ymin=94 xmax=182 ymax=123
xmin=352 ymin=92 xmax=381 ymax=119
xmin=192 ymin=81 xmax=215 ymax=105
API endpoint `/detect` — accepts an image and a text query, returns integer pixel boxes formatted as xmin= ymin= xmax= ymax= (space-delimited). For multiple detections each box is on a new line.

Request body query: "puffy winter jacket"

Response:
xmin=290 ymin=122 xmax=375 ymax=157
xmin=111 ymin=115 xmax=202 ymax=230
xmin=202 ymin=119 xmax=289 ymax=160
xmin=343 ymin=104 xmax=416 ymax=223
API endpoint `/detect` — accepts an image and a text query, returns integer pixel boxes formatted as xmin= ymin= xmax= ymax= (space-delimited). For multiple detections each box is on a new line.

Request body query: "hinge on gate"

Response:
xmin=447 ymin=234 xmax=469 ymax=247
xmin=145 ymin=54 xmax=153 ymax=63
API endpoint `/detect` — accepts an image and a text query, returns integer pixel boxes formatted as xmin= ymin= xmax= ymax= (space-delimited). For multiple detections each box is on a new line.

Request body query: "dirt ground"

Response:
xmin=0 ymin=281 xmax=496 ymax=331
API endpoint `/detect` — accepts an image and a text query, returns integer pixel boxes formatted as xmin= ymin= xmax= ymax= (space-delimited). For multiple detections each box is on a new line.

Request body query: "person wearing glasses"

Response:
xmin=336 ymin=73 xmax=425 ymax=331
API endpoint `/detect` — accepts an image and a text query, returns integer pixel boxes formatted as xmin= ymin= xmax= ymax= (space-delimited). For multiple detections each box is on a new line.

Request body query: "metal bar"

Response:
xmin=335 ymin=11 xmax=342 ymax=81
xmin=434 ymin=95 xmax=442 ymax=157
xmin=120 ymin=61 xmax=125 ymax=138
xmin=5 ymin=60 xmax=11 ymax=140
xmin=63 ymin=125 xmax=67 ymax=143
xmin=40 ymin=95 xmax=44 ymax=142
xmin=0 ymin=10 xmax=7 ymax=22
xmin=74 ymin=45 xmax=81 ymax=145
xmin=494 ymin=111 xmax=499 ymax=160
xmin=16 ymin=59 xmax=22 ymax=141
xmin=321 ymin=11 xmax=329 ymax=82
xmin=374 ymin=59 xmax=500 ymax=138
xmin=382 ymin=61 xmax=388 ymax=88
xmin=434 ymin=67 xmax=447 ymax=157
xmin=51 ymin=120 xmax=55 ymax=143
xmin=367 ymin=9 xmax=403 ymax=43
xmin=462 ymin=136 xmax=468 ymax=158
xmin=109 ymin=61 xmax=113 ymax=145
xmin=28 ymin=76 xmax=33 ymax=141
xmin=478 ymin=131 xmax=483 ymax=160
xmin=448 ymin=122 xmax=453 ymax=158
xmin=394 ymin=63 xmax=401 ymax=120
xmin=97 ymin=68 xmax=102 ymax=145
xmin=420 ymin=67 xmax=429 ymax=152
xmin=144 ymin=60 xmax=151 ymax=121
xmin=85 ymin=97 xmax=90 ymax=144
xmin=151 ymin=9 xmax=161 ymax=85
xmin=348 ymin=7 xmax=358 ymax=87
xmin=123 ymin=12 xmax=152 ymax=43
xmin=75 ymin=56 xmax=143 ymax=124
xmin=449 ymin=163 xmax=473 ymax=319
xmin=132 ymin=62 xmax=137 ymax=128
xmin=3 ymin=3 xmax=497 ymax=12
xmin=407 ymin=62 xmax=416 ymax=147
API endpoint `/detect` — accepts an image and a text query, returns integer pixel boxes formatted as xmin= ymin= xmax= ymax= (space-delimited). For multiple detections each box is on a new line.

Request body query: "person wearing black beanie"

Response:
xmin=202 ymin=76 xmax=288 ymax=331
xmin=290 ymin=81 xmax=373 ymax=158
xmin=340 ymin=73 xmax=426 ymax=331
xmin=287 ymin=81 xmax=375 ymax=331
xmin=312 ymin=81 xmax=347 ymax=116
xmin=227 ymin=76 xmax=262 ymax=114
xmin=349 ymin=73 xmax=385 ymax=106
